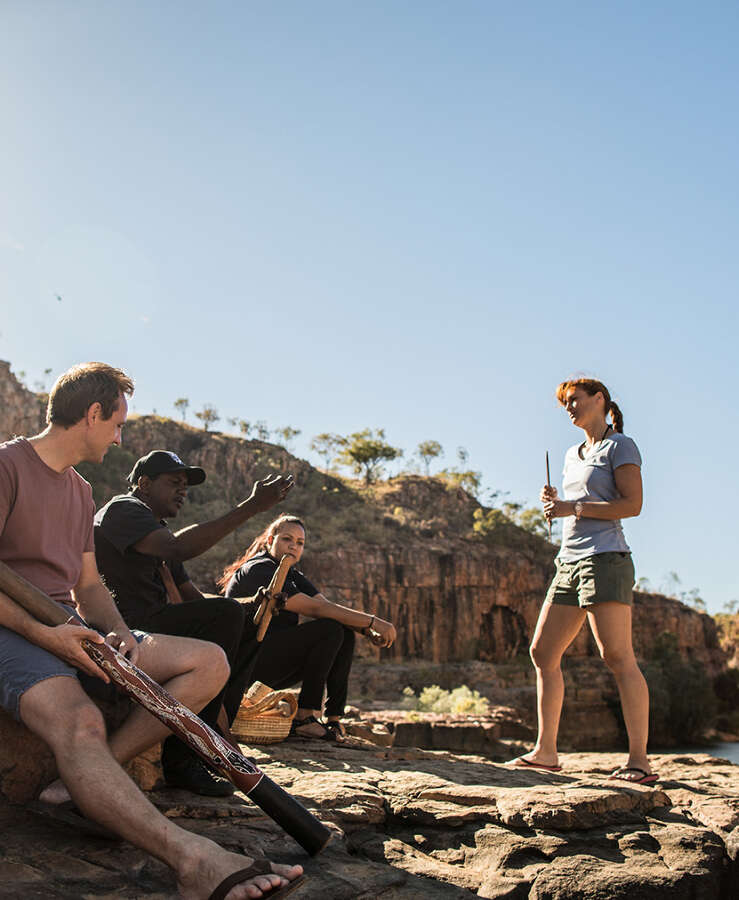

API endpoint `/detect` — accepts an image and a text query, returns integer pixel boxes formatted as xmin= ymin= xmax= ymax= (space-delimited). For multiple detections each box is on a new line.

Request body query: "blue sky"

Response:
xmin=2 ymin=1 xmax=737 ymax=612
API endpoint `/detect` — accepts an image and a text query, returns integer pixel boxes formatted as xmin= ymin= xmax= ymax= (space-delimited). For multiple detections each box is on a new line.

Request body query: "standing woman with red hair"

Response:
xmin=509 ymin=378 xmax=655 ymax=784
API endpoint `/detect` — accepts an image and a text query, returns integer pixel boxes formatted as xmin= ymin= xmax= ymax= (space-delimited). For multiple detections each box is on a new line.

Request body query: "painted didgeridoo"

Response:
xmin=0 ymin=560 xmax=331 ymax=856
xmin=253 ymin=554 xmax=294 ymax=642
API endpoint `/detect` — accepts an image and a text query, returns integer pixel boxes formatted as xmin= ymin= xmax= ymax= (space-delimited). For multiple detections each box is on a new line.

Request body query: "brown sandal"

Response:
xmin=208 ymin=857 xmax=306 ymax=900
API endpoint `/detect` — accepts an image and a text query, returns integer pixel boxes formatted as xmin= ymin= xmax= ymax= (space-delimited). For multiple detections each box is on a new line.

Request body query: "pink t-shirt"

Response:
xmin=0 ymin=438 xmax=95 ymax=606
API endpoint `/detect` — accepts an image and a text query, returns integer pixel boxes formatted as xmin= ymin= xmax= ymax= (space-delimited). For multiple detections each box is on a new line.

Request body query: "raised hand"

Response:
xmin=249 ymin=473 xmax=294 ymax=513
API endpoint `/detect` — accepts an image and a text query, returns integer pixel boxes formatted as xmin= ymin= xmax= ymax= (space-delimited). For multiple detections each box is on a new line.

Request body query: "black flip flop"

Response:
xmin=507 ymin=756 xmax=562 ymax=772
xmin=609 ymin=766 xmax=659 ymax=786
xmin=209 ymin=858 xmax=306 ymax=900
xmin=26 ymin=799 xmax=122 ymax=841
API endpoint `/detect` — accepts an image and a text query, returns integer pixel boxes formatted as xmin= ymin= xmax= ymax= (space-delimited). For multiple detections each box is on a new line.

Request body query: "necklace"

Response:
xmin=579 ymin=424 xmax=612 ymax=459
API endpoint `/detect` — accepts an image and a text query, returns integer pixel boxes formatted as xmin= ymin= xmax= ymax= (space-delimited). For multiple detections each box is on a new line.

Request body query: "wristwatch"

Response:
xmin=574 ymin=501 xmax=584 ymax=519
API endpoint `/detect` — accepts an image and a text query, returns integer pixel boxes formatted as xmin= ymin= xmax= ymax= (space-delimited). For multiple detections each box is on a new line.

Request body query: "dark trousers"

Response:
xmin=251 ymin=619 xmax=355 ymax=717
xmin=138 ymin=597 xmax=259 ymax=765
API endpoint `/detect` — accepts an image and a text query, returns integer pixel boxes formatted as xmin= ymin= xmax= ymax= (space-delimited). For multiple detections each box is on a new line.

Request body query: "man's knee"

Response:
xmin=66 ymin=701 xmax=107 ymax=746
xmin=158 ymin=635 xmax=230 ymax=700
xmin=200 ymin=641 xmax=230 ymax=688
xmin=23 ymin=684 xmax=107 ymax=752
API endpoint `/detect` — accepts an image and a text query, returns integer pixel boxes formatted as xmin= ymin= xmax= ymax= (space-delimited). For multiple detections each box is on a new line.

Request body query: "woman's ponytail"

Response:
xmin=609 ymin=401 xmax=624 ymax=433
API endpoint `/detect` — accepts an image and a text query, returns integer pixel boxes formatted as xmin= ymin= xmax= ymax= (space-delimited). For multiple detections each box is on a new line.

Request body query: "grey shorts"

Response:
xmin=0 ymin=605 xmax=147 ymax=722
xmin=545 ymin=552 xmax=635 ymax=608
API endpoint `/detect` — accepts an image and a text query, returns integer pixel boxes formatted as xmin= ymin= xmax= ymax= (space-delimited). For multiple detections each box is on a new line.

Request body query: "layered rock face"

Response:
xmin=0 ymin=360 xmax=728 ymax=678
xmin=0 ymin=361 xmax=44 ymax=439
xmin=0 ymin=360 xmax=729 ymax=775
xmin=1 ymin=363 xmax=737 ymax=898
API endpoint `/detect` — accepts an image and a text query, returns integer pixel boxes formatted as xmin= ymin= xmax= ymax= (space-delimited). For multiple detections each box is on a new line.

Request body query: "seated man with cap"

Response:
xmin=94 ymin=449 xmax=293 ymax=796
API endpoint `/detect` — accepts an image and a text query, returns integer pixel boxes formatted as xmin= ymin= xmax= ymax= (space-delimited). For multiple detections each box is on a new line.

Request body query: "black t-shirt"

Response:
xmin=224 ymin=551 xmax=318 ymax=633
xmin=94 ymin=493 xmax=189 ymax=626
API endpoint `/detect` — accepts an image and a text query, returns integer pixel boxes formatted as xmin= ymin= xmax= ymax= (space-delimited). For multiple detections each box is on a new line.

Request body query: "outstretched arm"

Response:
xmin=133 ymin=473 xmax=293 ymax=562
xmin=282 ymin=591 xmax=396 ymax=647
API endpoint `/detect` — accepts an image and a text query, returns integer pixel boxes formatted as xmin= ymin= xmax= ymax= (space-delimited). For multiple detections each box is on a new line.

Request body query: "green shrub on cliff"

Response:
xmin=401 ymin=684 xmax=490 ymax=715
xmin=473 ymin=504 xmax=556 ymax=542
xmin=712 ymin=666 xmax=739 ymax=734
xmin=437 ymin=468 xmax=482 ymax=498
xmin=641 ymin=632 xmax=716 ymax=745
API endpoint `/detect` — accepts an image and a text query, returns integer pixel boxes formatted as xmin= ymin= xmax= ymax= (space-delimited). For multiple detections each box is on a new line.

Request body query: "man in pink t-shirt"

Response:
xmin=0 ymin=363 xmax=303 ymax=900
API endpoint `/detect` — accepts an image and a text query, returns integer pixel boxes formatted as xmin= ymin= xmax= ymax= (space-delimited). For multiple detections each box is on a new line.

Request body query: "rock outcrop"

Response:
xmin=0 ymin=740 xmax=736 ymax=898
xmin=0 ymin=360 xmax=730 ymax=756
xmin=1 ymin=362 xmax=737 ymax=898
xmin=0 ymin=361 xmax=44 ymax=440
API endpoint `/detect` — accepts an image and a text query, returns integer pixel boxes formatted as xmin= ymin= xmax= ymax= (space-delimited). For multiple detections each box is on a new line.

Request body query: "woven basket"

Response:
xmin=231 ymin=682 xmax=298 ymax=745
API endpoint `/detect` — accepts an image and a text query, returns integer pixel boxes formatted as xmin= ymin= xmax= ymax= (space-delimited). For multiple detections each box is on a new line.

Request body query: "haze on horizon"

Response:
xmin=1 ymin=1 xmax=737 ymax=613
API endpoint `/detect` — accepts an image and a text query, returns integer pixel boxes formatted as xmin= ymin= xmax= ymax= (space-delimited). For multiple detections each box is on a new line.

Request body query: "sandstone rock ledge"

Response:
xmin=0 ymin=743 xmax=736 ymax=899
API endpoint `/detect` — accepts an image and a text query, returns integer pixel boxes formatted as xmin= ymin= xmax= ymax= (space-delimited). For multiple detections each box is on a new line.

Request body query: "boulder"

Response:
xmin=0 ymin=709 xmax=56 ymax=803
xmin=0 ymin=706 xmax=162 ymax=804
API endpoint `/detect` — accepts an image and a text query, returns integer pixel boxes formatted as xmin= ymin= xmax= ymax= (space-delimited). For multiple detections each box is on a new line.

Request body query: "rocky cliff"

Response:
xmin=1 ymin=739 xmax=737 ymax=898
xmin=0 ymin=361 xmax=731 ymax=753
xmin=0 ymin=360 xmax=45 ymax=438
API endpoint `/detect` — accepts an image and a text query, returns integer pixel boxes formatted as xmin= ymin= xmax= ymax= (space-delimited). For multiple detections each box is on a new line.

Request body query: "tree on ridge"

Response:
xmin=336 ymin=428 xmax=403 ymax=485
xmin=416 ymin=440 xmax=443 ymax=475
xmin=195 ymin=404 xmax=219 ymax=432
xmin=174 ymin=397 xmax=189 ymax=421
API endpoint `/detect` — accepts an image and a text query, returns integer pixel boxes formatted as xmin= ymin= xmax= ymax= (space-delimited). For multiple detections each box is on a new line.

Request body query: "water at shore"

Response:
xmin=667 ymin=741 xmax=739 ymax=765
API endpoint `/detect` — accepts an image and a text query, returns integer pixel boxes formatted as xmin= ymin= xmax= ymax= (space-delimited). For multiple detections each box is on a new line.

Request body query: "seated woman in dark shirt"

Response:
xmin=219 ymin=514 xmax=396 ymax=740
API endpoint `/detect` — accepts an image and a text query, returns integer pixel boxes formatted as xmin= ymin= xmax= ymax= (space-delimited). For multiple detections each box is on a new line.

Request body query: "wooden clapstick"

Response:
xmin=253 ymin=554 xmax=294 ymax=642
xmin=545 ymin=450 xmax=552 ymax=542
xmin=365 ymin=628 xmax=386 ymax=647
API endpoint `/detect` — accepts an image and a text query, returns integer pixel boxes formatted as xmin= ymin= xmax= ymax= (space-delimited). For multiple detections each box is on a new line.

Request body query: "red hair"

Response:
xmin=556 ymin=378 xmax=624 ymax=432
xmin=217 ymin=514 xmax=305 ymax=592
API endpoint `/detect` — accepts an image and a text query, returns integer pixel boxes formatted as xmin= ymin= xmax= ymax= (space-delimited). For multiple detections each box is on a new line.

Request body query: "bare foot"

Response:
xmin=178 ymin=842 xmax=303 ymax=899
xmin=39 ymin=779 xmax=72 ymax=805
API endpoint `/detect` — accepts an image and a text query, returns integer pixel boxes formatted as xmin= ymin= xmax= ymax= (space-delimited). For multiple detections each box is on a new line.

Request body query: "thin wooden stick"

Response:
xmin=545 ymin=450 xmax=552 ymax=542
xmin=253 ymin=554 xmax=294 ymax=641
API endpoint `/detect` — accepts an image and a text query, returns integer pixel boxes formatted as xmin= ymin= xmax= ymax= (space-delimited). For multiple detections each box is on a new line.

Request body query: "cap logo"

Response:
xmin=166 ymin=452 xmax=184 ymax=465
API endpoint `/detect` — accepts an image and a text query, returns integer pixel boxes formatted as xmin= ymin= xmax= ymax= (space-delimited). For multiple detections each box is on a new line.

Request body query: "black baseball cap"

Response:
xmin=127 ymin=450 xmax=206 ymax=486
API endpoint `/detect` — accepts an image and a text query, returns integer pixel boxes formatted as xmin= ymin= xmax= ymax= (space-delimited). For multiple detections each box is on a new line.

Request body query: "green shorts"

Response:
xmin=545 ymin=552 xmax=635 ymax=608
